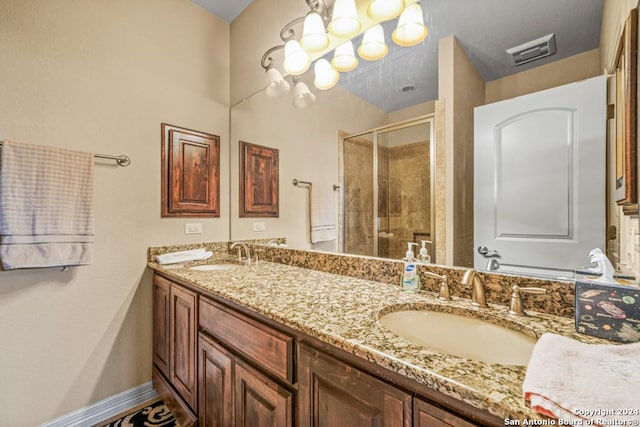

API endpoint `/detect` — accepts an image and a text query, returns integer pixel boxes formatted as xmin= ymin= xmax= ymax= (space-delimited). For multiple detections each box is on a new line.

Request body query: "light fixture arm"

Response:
xmin=261 ymin=44 xmax=285 ymax=70
xmin=305 ymin=0 xmax=335 ymax=25
xmin=280 ymin=16 xmax=306 ymax=41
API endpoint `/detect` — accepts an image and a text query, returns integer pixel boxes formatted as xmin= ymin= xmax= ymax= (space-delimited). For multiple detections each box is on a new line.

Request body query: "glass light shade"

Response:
xmin=265 ymin=67 xmax=290 ymax=98
xmin=392 ymin=3 xmax=428 ymax=47
xmin=300 ymin=12 xmax=329 ymax=52
xmin=331 ymin=40 xmax=359 ymax=72
xmin=357 ymin=24 xmax=388 ymax=61
xmin=328 ymin=0 xmax=361 ymax=37
xmin=367 ymin=0 xmax=405 ymax=21
xmin=283 ymin=40 xmax=311 ymax=75
xmin=314 ymin=59 xmax=339 ymax=90
xmin=293 ymin=80 xmax=316 ymax=109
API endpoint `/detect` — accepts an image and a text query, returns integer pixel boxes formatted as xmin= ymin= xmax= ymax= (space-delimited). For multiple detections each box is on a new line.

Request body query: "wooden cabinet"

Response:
xmin=198 ymin=295 xmax=294 ymax=427
xmin=153 ymin=274 xmax=171 ymax=377
xmin=153 ymin=272 xmax=500 ymax=427
xmin=161 ymin=123 xmax=220 ymax=217
xmin=298 ymin=344 xmax=412 ymax=427
xmin=198 ymin=333 xmax=233 ymax=427
xmin=170 ymin=284 xmax=197 ymax=409
xmin=152 ymin=274 xmax=198 ymax=423
xmin=235 ymin=359 xmax=293 ymax=427
xmin=414 ymin=398 xmax=478 ymax=427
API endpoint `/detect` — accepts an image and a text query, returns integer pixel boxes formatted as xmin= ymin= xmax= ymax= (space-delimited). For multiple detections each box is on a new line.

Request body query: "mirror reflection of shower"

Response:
xmin=341 ymin=117 xmax=435 ymax=260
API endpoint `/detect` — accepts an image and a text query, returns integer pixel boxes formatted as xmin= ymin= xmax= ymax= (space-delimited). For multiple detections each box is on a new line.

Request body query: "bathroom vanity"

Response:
xmin=148 ymin=244 xmax=601 ymax=426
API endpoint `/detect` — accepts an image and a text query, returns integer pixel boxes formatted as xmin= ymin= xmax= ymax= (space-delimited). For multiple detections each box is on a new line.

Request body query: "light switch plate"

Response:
xmin=253 ymin=222 xmax=266 ymax=232
xmin=185 ymin=223 xmax=203 ymax=234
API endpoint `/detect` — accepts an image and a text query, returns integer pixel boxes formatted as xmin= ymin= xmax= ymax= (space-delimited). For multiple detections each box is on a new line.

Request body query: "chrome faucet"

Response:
xmin=421 ymin=270 xmax=449 ymax=301
xmin=461 ymin=269 xmax=488 ymax=307
xmin=508 ymin=285 xmax=546 ymax=316
xmin=230 ymin=241 xmax=251 ymax=265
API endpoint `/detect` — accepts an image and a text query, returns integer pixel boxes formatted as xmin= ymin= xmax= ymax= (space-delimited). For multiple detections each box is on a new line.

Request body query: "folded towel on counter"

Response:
xmin=0 ymin=140 xmax=95 ymax=269
xmin=523 ymin=333 xmax=640 ymax=425
xmin=310 ymin=183 xmax=336 ymax=243
xmin=156 ymin=248 xmax=213 ymax=265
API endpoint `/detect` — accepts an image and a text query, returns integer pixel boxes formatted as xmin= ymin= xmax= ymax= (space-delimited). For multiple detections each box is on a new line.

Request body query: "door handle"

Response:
xmin=477 ymin=246 xmax=500 ymax=258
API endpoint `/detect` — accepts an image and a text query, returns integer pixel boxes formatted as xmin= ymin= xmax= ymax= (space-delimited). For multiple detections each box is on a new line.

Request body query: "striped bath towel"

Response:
xmin=0 ymin=140 xmax=95 ymax=269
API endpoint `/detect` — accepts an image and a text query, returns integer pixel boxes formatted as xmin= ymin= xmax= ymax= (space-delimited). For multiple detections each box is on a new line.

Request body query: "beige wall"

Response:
xmin=388 ymin=100 xmax=436 ymax=123
xmin=485 ymin=49 xmax=601 ymax=104
xmin=230 ymin=0 xmax=309 ymax=105
xmin=0 ymin=1 xmax=230 ymax=425
xmin=230 ymin=84 xmax=387 ymax=251
xmin=438 ymin=36 xmax=485 ymax=267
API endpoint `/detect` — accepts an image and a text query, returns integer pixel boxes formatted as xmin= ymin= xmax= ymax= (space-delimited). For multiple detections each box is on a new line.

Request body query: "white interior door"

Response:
xmin=474 ymin=75 xmax=606 ymax=277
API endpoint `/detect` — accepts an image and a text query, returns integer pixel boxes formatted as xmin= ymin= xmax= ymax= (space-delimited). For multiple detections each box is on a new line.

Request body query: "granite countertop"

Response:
xmin=148 ymin=257 xmax=605 ymax=422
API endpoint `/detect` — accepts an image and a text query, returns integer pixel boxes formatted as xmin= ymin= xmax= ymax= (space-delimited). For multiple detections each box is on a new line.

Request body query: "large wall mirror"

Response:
xmin=229 ymin=0 xmax=629 ymax=281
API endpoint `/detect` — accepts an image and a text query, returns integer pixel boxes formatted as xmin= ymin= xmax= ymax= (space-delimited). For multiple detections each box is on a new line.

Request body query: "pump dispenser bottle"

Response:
xmin=417 ymin=240 xmax=431 ymax=264
xmin=401 ymin=242 xmax=421 ymax=292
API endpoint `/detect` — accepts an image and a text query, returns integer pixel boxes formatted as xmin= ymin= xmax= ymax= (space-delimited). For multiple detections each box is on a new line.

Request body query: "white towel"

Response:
xmin=310 ymin=183 xmax=336 ymax=243
xmin=523 ymin=333 xmax=640 ymax=425
xmin=156 ymin=248 xmax=213 ymax=265
xmin=0 ymin=140 xmax=95 ymax=269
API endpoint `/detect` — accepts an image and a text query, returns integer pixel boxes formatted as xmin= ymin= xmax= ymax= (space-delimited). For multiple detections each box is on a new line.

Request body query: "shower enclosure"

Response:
xmin=341 ymin=116 xmax=435 ymax=260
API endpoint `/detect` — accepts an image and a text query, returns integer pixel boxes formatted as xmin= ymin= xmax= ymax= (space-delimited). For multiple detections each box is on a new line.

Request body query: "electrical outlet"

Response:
xmin=184 ymin=223 xmax=203 ymax=234
xmin=253 ymin=222 xmax=266 ymax=232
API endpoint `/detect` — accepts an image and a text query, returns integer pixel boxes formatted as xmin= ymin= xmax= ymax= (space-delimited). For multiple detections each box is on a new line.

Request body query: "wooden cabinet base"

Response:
xmin=153 ymin=366 xmax=197 ymax=427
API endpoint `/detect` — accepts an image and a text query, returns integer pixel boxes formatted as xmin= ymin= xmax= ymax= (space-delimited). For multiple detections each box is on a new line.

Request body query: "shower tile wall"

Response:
xmin=386 ymin=141 xmax=431 ymax=259
xmin=344 ymin=137 xmax=374 ymax=256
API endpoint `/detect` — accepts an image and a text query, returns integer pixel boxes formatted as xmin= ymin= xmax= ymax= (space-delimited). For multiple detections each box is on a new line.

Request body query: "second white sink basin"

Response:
xmin=379 ymin=310 xmax=536 ymax=366
xmin=189 ymin=263 xmax=242 ymax=271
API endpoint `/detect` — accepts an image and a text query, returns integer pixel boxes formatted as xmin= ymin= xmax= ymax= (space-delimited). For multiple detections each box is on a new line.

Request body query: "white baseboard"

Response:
xmin=40 ymin=381 xmax=158 ymax=427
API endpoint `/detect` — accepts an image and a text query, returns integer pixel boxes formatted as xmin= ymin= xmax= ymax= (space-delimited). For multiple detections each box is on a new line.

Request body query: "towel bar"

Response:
xmin=293 ymin=179 xmax=340 ymax=191
xmin=0 ymin=142 xmax=131 ymax=167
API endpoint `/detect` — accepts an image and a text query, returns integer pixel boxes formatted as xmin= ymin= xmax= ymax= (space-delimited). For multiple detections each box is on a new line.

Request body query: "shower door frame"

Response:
xmin=340 ymin=114 xmax=436 ymax=260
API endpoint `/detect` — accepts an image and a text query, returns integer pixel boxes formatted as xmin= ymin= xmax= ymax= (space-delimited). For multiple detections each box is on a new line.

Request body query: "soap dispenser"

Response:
xmin=401 ymin=243 xmax=421 ymax=293
xmin=417 ymin=240 xmax=431 ymax=264
xmin=403 ymin=242 xmax=418 ymax=261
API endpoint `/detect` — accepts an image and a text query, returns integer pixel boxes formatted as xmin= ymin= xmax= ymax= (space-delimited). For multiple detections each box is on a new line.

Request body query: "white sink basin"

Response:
xmin=189 ymin=263 xmax=242 ymax=271
xmin=379 ymin=310 xmax=537 ymax=365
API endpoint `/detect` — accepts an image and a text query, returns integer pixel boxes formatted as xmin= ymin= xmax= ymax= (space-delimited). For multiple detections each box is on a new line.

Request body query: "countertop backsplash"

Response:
xmin=148 ymin=239 xmax=576 ymax=318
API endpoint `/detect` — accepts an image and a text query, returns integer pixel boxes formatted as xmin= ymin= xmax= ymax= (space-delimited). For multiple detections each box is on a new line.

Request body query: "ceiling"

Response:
xmin=194 ymin=0 xmax=604 ymax=112
xmin=190 ymin=0 xmax=253 ymax=22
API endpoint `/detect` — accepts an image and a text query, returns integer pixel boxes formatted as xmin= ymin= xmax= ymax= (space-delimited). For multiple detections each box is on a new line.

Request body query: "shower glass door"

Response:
xmin=342 ymin=117 xmax=434 ymax=260
xmin=343 ymin=132 xmax=375 ymax=256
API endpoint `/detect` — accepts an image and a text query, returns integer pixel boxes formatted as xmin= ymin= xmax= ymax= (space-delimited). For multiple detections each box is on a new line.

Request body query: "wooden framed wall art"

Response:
xmin=615 ymin=8 xmax=638 ymax=212
xmin=161 ymin=123 xmax=220 ymax=217
xmin=239 ymin=141 xmax=279 ymax=217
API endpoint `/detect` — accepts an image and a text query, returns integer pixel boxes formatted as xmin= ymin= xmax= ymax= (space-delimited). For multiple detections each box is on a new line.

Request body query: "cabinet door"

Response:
xmin=298 ymin=344 xmax=411 ymax=427
xmin=234 ymin=359 xmax=293 ymax=427
xmin=153 ymin=275 xmax=171 ymax=377
xmin=171 ymin=284 xmax=198 ymax=410
xmin=413 ymin=398 xmax=477 ymax=427
xmin=198 ymin=333 xmax=234 ymax=427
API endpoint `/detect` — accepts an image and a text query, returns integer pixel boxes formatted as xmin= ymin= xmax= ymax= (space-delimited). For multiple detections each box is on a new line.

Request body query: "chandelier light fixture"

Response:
xmin=392 ymin=3 xmax=428 ymax=46
xmin=292 ymin=76 xmax=317 ymax=108
xmin=357 ymin=24 xmax=388 ymax=61
xmin=331 ymin=40 xmax=358 ymax=72
xmin=314 ymin=58 xmax=340 ymax=89
xmin=260 ymin=0 xmax=428 ymax=108
xmin=367 ymin=0 xmax=405 ymax=21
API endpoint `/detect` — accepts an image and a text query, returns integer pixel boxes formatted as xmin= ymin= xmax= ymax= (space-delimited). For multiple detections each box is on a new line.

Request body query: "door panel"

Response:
xmin=170 ymin=284 xmax=197 ymax=409
xmin=474 ymin=75 xmax=606 ymax=276
xmin=198 ymin=334 xmax=233 ymax=427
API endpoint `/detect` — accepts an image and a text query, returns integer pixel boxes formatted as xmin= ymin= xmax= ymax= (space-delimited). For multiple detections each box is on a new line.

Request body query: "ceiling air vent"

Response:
xmin=506 ymin=33 xmax=556 ymax=66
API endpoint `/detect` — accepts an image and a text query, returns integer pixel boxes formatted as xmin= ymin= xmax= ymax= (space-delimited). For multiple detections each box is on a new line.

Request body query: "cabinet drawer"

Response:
xmin=199 ymin=297 xmax=294 ymax=383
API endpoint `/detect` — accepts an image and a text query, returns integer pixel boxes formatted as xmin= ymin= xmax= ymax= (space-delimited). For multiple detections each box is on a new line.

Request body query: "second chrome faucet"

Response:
xmin=461 ymin=269 xmax=488 ymax=307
